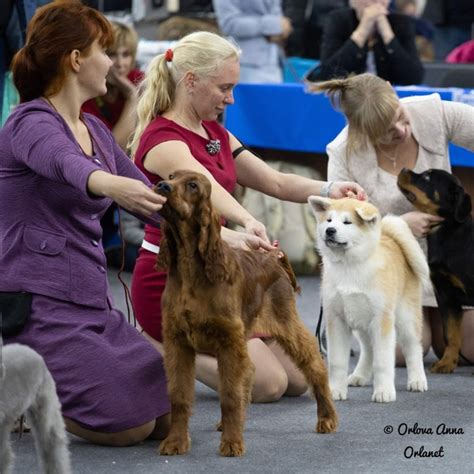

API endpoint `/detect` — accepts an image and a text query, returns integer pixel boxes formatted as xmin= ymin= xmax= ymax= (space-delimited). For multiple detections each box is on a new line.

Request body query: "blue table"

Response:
xmin=225 ymin=83 xmax=473 ymax=168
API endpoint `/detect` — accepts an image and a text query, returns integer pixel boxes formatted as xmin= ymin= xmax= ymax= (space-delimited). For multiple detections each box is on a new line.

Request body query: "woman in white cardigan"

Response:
xmin=310 ymin=72 xmax=474 ymax=366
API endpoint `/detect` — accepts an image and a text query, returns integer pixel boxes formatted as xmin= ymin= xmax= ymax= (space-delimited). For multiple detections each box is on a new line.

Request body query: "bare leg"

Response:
xmin=142 ymin=330 xmax=289 ymax=403
xmin=65 ymin=418 xmax=156 ymax=447
xmin=265 ymin=339 xmax=308 ymax=396
xmin=199 ymin=339 xmax=288 ymax=403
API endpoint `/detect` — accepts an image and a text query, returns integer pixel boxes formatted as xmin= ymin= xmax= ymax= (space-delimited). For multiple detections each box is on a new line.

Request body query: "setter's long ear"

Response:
xmin=155 ymin=223 xmax=177 ymax=272
xmin=197 ymin=204 xmax=230 ymax=284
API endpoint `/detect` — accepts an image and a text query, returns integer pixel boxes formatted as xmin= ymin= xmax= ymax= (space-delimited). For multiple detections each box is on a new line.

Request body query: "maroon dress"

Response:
xmin=131 ymin=117 xmax=237 ymax=342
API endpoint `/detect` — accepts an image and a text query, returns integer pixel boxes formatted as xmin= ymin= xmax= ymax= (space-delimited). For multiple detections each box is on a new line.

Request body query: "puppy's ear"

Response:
xmin=155 ymin=224 xmax=176 ymax=272
xmin=308 ymin=196 xmax=331 ymax=215
xmin=355 ymin=205 xmax=379 ymax=225
xmin=198 ymin=205 xmax=230 ymax=284
xmin=453 ymin=188 xmax=472 ymax=223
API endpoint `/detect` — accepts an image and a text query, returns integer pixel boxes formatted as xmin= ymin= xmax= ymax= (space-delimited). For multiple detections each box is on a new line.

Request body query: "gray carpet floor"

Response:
xmin=9 ymin=271 xmax=473 ymax=473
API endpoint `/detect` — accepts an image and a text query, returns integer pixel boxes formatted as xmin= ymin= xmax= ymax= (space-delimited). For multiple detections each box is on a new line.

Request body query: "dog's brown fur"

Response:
xmin=154 ymin=170 xmax=338 ymax=457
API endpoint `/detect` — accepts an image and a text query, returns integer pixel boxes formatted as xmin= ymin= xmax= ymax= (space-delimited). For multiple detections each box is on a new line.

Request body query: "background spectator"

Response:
xmin=82 ymin=21 xmax=142 ymax=150
xmin=422 ymin=0 xmax=474 ymax=60
xmin=212 ymin=0 xmax=292 ymax=83
xmin=307 ymin=0 xmax=424 ymax=85
xmin=82 ymin=21 xmax=143 ymax=268
xmin=446 ymin=39 xmax=474 ymax=63
xmin=283 ymin=0 xmax=348 ymax=59
xmin=395 ymin=0 xmax=434 ymax=61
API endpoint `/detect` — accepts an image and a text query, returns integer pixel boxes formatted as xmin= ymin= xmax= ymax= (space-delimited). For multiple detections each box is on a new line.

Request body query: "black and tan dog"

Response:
xmin=397 ymin=168 xmax=473 ymax=373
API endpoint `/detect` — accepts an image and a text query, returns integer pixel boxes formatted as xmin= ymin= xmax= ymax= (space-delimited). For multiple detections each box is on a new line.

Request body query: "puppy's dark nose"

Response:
xmin=326 ymin=227 xmax=336 ymax=237
xmin=156 ymin=182 xmax=172 ymax=194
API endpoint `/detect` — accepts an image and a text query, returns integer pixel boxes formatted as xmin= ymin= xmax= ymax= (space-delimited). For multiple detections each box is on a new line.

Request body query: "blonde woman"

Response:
xmin=82 ymin=21 xmax=141 ymax=151
xmin=309 ymin=72 xmax=474 ymax=366
xmin=129 ymin=31 xmax=365 ymax=403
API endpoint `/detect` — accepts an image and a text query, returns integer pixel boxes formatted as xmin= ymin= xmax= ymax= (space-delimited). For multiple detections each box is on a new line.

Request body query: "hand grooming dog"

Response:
xmin=398 ymin=168 xmax=474 ymax=373
xmin=308 ymin=197 xmax=429 ymax=402
xmin=0 ymin=344 xmax=71 ymax=474
xmin=154 ymin=170 xmax=337 ymax=457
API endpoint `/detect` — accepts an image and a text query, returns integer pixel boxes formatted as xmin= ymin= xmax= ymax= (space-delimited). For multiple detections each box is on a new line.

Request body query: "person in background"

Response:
xmin=82 ymin=21 xmax=143 ymax=268
xmin=128 ymin=31 xmax=366 ymax=403
xmin=82 ymin=20 xmax=141 ymax=151
xmin=395 ymin=0 xmax=434 ymax=61
xmin=283 ymin=0 xmax=348 ymax=60
xmin=309 ymin=73 xmax=474 ymax=366
xmin=212 ymin=0 xmax=292 ymax=83
xmin=307 ymin=0 xmax=424 ymax=85
xmin=422 ymin=0 xmax=474 ymax=61
xmin=446 ymin=39 xmax=474 ymax=63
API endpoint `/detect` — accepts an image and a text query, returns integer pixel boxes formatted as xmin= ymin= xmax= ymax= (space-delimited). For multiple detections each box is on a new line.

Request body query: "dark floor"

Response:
xmin=9 ymin=271 xmax=474 ymax=473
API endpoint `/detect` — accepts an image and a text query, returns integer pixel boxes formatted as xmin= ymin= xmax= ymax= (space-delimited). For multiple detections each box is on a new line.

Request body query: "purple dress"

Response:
xmin=0 ymin=99 xmax=169 ymax=432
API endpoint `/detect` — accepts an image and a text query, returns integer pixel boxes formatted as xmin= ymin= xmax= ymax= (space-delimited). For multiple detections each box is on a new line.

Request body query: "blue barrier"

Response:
xmin=225 ymin=83 xmax=473 ymax=168
xmin=283 ymin=57 xmax=319 ymax=83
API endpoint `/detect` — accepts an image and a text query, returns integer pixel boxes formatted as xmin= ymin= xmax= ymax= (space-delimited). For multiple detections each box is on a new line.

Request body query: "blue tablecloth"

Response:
xmin=225 ymin=83 xmax=474 ymax=168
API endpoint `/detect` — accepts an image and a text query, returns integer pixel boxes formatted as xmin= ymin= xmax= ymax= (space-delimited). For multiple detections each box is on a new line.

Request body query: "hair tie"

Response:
xmin=165 ymin=48 xmax=173 ymax=62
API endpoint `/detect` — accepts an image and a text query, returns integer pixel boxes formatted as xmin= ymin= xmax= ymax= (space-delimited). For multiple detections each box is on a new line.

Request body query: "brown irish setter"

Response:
xmin=154 ymin=170 xmax=338 ymax=457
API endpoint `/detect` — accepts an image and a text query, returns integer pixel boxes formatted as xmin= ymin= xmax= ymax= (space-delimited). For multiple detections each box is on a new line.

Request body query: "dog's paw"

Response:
xmin=330 ymin=386 xmax=347 ymax=401
xmin=316 ymin=415 xmax=338 ymax=434
xmin=348 ymin=373 xmax=370 ymax=386
xmin=431 ymin=359 xmax=456 ymax=374
xmin=159 ymin=434 xmax=190 ymax=456
xmin=219 ymin=439 xmax=245 ymax=457
xmin=372 ymin=387 xmax=396 ymax=403
xmin=407 ymin=377 xmax=428 ymax=392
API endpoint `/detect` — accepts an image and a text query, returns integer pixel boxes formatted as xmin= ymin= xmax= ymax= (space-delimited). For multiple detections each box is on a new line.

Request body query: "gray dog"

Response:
xmin=0 ymin=343 xmax=72 ymax=474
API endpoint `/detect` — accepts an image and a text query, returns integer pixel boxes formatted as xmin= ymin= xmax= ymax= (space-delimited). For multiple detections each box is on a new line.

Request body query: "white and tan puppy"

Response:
xmin=308 ymin=197 xmax=429 ymax=403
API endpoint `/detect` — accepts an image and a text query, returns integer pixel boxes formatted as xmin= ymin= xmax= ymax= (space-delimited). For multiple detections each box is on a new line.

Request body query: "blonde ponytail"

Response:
xmin=308 ymin=73 xmax=398 ymax=159
xmin=129 ymin=54 xmax=174 ymax=155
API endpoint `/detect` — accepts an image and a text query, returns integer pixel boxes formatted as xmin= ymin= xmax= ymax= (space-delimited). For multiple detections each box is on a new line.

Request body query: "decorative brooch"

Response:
xmin=206 ymin=139 xmax=221 ymax=155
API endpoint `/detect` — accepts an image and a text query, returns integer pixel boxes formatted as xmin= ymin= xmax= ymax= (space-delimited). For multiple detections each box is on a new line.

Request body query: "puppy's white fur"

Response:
xmin=0 ymin=344 xmax=71 ymax=474
xmin=308 ymin=197 xmax=429 ymax=403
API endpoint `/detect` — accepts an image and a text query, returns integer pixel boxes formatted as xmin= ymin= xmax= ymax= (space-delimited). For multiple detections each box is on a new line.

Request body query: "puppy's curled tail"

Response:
xmin=278 ymin=252 xmax=301 ymax=294
xmin=381 ymin=215 xmax=430 ymax=288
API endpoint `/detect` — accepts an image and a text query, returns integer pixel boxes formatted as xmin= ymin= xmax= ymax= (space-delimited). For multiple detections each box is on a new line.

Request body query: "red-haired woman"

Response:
xmin=0 ymin=0 xmax=172 ymax=447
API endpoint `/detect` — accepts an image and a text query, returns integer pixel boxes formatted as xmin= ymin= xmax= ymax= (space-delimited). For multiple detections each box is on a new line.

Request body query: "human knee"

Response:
xmin=251 ymin=368 xmax=288 ymax=403
xmin=102 ymin=422 xmax=156 ymax=447
xmin=285 ymin=377 xmax=308 ymax=397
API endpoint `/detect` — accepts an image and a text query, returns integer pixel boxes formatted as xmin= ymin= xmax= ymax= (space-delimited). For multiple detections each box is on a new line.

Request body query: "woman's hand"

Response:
xmin=402 ymin=211 xmax=444 ymax=238
xmin=351 ymin=3 xmax=388 ymax=47
xmin=243 ymin=217 xmax=270 ymax=242
xmin=107 ymin=68 xmax=137 ymax=101
xmin=87 ymin=171 xmax=166 ymax=216
xmin=330 ymin=181 xmax=367 ymax=200
xmin=221 ymin=227 xmax=276 ymax=252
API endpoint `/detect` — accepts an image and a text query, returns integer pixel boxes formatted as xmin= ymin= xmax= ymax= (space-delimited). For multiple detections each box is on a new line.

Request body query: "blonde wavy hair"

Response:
xmin=129 ymin=31 xmax=241 ymax=155
xmin=308 ymin=73 xmax=400 ymax=159
xmin=110 ymin=21 xmax=139 ymax=60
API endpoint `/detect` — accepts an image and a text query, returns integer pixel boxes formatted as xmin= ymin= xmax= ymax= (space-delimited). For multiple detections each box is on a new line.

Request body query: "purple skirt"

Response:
xmin=5 ymin=293 xmax=170 ymax=432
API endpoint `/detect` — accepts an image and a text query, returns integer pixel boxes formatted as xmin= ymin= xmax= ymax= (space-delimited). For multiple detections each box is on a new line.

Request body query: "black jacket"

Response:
xmin=308 ymin=8 xmax=424 ymax=85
